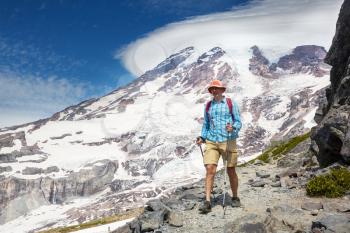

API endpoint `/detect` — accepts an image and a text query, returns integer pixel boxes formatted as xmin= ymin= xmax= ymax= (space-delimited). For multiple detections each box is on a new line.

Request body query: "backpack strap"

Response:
xmin=226 ymin=97 xmax=235 ymax=122
xmin=205 ymin=101 xmax=212 ymax=122
xmin=205 ymin=98 xmax=235 ymax=123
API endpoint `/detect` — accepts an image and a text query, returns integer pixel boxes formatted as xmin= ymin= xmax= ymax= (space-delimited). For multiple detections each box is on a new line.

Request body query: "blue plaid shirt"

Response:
xmin=201 ymin=96 xmax=242 ymax=143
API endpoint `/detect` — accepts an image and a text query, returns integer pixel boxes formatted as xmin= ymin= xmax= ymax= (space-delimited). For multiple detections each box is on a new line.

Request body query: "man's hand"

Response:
xmin=226 ymin=123 xmax=235 ymax=133
xmin=196 ymin=136 xmax=204 ymax=145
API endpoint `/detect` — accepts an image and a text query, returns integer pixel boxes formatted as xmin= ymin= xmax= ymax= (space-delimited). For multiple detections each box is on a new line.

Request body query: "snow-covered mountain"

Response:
xmin=0 ymin=45 xmax=330 ymax=232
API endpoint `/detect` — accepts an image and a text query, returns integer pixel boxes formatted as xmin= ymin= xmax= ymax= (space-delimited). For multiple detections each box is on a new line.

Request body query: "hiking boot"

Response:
xmin=198 ymin=200 xmax=211 ymax=214
xmin=231 ymin=197 xmax=241 ymax=207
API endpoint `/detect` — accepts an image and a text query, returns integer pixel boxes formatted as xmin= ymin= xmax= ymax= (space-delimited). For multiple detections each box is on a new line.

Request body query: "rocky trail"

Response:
xmin=117 ymin=139 xmax=350 ymax=233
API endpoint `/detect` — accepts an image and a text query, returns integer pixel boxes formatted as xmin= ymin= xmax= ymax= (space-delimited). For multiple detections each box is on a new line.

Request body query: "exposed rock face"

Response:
xmin=0 ymin=159 xmax=117 ymax=224
xmin=310 ymin=0 xmax=350 ymax=167
xmin=249 ymin=45 xmax=329 ymax=78
xmin=0 ymin=131 xmax=26 ymax=148
xmin=117 ymin=98 xmax=135 ymax=113
xmin=0 ymin=131 xmax=46 ymax=164
xmin=142 ymin=46 xmax=195 ymax=81
xmin=50 ymin=133 xmax=72 ymax=140
xmin=0 ymin=166 xmax=12 ymax=173
xmin=241 ymin=124 xmax=268 ymax=154
xmin=22 ymin=167 xmax=44 ymax=175
xmin=159 ymin=46 xmax=238 ymax=94
xmin=275 ymin=45 xmax=328 ymax=77
xmin=249 ymin=45 xmax=274 ymax=78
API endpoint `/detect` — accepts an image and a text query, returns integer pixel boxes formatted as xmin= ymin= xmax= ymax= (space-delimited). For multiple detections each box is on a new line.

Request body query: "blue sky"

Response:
xmin=0 ymin=0 xmax=343 ymax=128
xmin=0 ymin=0 xmax=249 ymax=94
xmin=0 ymin=0 xmax=250 ymax=127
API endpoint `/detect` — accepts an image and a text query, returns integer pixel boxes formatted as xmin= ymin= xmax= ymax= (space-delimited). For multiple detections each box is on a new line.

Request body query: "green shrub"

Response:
xmin=306 ymin=168 xmax=350 ymax=198
xmin=331 ymin=167 xmax=350 ymax=190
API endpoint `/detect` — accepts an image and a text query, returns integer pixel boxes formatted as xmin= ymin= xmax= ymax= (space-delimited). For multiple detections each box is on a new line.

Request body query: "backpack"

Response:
xmin=205 ymin=97 xmax=235 ymax=123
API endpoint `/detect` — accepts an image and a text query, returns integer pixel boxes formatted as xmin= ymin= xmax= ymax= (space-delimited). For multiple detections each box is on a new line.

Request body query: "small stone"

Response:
xmin=183 ymin=201 xmax=196 ymax=211
xmin=213 ymin=188 xmax=223 ymax=194
xmin=296 ymin=171 xmax=304 ymax=177
xmin=179 ymin=193 xmax=200 ymax=201
xmin=250 ymin=180 xmax=267 ymax=187
xmin=312 ymin=228 xmax=322 ymax=233
xmin=254 ymin=160 xmax=264 ymax=166
xmin=277 ymin=168 xmax=299 ymax=178
xmin=247 ymin=179 xmax=254 ymax=184
xmin=280 ymin=177 xmax=296 ymax=189
xmin=271 ymin=181 xmax=281 ymax=187
xmin=274 ymin=175 xmax=281 ymax=181
xmin=270 ymin=176 xmax=279 ymax=182
xmin=256 ymin=171 xmax=271 ymax=178
xmin=167 ymin=211 xmax=183 ymax=227
xmin=337 ymin=205 xmax=350 ymax=213
xmin=301 ymin=201 xmax=323 ymax=211
xmin=311 ymin=210 xmax=319 ymax=216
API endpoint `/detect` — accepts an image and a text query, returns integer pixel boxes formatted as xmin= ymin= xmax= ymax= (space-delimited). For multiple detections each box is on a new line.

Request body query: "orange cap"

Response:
xmin=208 ymin=79 xmax=226 ymax=93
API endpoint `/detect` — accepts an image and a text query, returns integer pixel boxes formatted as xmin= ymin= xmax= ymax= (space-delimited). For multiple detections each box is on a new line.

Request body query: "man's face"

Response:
xmin=210 ymin=87 xmax=225 ymax=96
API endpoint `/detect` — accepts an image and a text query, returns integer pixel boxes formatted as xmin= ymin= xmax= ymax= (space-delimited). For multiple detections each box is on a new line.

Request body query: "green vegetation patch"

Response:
xmin=306 ymin=167 xmax=350 ymax=198
xmin=239 ymin=131 xmax=311 ymax=166
xmin=38 ymin=207 xmax=144 ymax=233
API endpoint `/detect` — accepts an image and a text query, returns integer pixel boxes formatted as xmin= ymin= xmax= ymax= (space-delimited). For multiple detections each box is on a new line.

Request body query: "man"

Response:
xmin=196 ymin=79 xmax=242 ymax=214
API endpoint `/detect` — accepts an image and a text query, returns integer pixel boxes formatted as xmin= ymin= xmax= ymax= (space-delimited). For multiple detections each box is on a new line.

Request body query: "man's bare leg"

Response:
xmin=227 ymin=167 xmax=238 ymax=197
xmin=205 ymin=164 xmax=217 ymax=201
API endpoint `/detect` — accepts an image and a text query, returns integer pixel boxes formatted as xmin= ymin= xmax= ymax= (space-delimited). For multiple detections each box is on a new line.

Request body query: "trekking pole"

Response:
xmin=222 ymin=124 xmax=231 ymax=218
xmin=198 ymin=143 xmax=204 ymax=158
xmin=222 ymin=149 xmax=228 ymax=218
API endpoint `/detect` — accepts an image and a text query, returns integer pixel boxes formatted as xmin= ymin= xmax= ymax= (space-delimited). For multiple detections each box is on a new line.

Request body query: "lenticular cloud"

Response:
xmin=117 ymin=0 xmax=343 ymax=77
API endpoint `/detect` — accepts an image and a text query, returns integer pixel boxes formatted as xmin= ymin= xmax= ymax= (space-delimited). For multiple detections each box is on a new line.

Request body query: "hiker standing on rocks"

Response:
xmin=196 ymin=79 xmax=242 ymax=214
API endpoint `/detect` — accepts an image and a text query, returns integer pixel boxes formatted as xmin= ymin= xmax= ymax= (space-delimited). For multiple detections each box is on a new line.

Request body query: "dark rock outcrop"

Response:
xmin=311 ymin=214 xmax=350 ymax=233
xmin=276 ymin=45 xmax=328 ymax=77
xmin=142 ymin=46 xmax=194 ymax=81
xmin=50 ymin=133 xmax=72 ymax=140
xmin=249 ymin=46 xmax=274 ymax=78
xmin=249 ymin=45 xmax=329 ymax=78
xmin=310 ymin=0 xmax=350 ymax=167
xmin=0 ymin=159 xmax=118 ymax=224
xmin=22 ymin=167 xmax=44 ymax=175
xmin=0 ymin=131 xmax=26 ymax=148
xmin=0 ymin=166 xmax=12 ymax=173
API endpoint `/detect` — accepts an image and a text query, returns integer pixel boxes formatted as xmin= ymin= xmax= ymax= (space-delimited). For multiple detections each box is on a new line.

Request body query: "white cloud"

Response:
xmin=0 ymin=71 xmax=91 ymax=128
xmin=117 ymin=0 xmax=343 ymax=77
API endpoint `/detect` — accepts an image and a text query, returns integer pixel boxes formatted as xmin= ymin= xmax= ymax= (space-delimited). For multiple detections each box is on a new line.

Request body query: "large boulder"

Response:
xmin=310 ymin=0 xmax=350 ymax=167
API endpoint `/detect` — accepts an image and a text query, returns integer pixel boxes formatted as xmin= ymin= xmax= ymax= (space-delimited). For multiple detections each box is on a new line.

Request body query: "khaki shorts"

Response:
xmin=203 ymin=140 xmax=238 ymax=167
